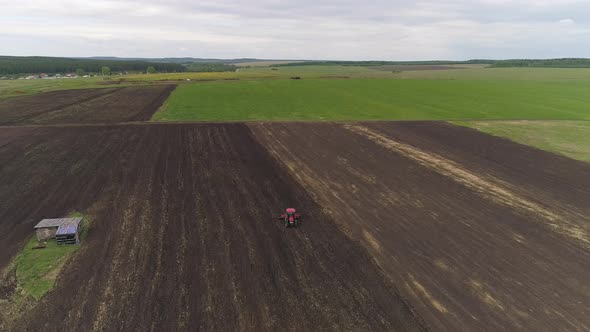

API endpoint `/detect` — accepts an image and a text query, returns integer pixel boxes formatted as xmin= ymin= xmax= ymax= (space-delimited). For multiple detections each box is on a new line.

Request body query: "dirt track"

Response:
xmin=0 ymin=85 xmax=175 ymax=125
xmin=251 ymin=122 xmax=590 ymax=331
xmin=0 ymin=124 xmax=425 ymax=331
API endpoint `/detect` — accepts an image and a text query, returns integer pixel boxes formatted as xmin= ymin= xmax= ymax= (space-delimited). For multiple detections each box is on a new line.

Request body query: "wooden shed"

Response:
xmin=33 ymin=217 xmax=84 ymax=244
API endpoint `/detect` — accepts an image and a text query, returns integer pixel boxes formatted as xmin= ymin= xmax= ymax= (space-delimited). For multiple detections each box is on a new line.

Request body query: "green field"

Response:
xmin=2 ymin=65 xmax=589 ymax=162
xmin=395 ymin=67 xmax=590 ymax=81
xmin=5 ymin=65 xmax=590 ymax=99
xmin=153 ymin=78 xmax=590 ymax=121
xmin=0 ymin=65 xmax=396 ymax=99
xmin=238 ymin=65 xmax=398 ymax=78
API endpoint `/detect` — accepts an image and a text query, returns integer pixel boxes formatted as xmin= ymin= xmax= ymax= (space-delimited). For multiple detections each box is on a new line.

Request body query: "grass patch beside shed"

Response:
xmin=14 ymin=236 xmax=79 ymax=300
xmin=0 ymin=211 xmax=92 ymax=329
xmin=15 ymin=212 xmax=91 ymax=299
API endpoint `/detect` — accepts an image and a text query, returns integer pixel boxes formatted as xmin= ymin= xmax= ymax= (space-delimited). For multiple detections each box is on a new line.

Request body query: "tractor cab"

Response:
xmin=279 ymin=208 xmax=301 ymax=228
xmin=286 ymin=208 xmax=296 ymax=222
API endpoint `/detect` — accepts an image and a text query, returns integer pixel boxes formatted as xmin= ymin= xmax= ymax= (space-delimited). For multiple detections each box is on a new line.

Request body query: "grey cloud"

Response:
xmin=1 ymin=0 xmax=589 ymax=59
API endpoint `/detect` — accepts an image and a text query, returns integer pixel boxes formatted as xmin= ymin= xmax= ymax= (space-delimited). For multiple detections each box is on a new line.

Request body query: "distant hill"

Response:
xmin=0 ymin=56 xmax=186 ymax=75
xmin=272 ymin=58 xmax=590 ymax=68
xmin=272 ymin=60 xmax=496 ymax=67
xmin=84 ymin=57 xmax=296 ymax=65
xmin=4 ymin=56 xmax=590 ymax=75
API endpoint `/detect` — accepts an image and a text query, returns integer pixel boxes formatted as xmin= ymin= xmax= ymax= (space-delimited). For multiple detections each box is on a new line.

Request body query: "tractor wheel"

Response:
xmin=285 ymin=220 xmax=289 ymax=228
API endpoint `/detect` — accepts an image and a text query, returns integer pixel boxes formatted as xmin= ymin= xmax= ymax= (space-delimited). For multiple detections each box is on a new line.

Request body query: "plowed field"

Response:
xmin=2 ymin=84 xmax=590 ymax=331
xmin=0 ymin=85 xmax=175 ymax=125
xmin=251 ymin=122 xmax=590 ymax=331
xmin=0 ymin=124 xmax=425 ymax=331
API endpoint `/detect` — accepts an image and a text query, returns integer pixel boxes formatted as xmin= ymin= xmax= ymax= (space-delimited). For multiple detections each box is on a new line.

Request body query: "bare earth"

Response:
xmin=0 ymin=85 xmax=175 ymax=125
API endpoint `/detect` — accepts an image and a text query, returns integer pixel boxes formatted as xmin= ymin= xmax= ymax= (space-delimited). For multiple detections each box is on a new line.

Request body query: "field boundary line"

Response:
xmin=344 ymin=124 xmax=590 ymax=248
xmin=2 ymin=119 xmax=590 ymax=129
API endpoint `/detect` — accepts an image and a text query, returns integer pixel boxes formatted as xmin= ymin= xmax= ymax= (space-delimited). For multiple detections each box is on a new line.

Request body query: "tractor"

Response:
xmin=278 ymin=208 xmax=301 ymax=228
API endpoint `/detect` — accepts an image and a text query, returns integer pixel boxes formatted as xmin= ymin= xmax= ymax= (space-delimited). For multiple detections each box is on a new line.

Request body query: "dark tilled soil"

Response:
xmin=364 ymin=121 xmax=590 ymax=212
xmin=250 ymin=122 xmax=590 ymax=331
xmin=0 ymin=127 xmax=120 ymax=267
xmin=1 ymin=124 xmax=425 ymax=331
xmin=0 ymin=88 xmax=117 ymax=124
xmin=0 ymin=85 xmax=175 ymax=125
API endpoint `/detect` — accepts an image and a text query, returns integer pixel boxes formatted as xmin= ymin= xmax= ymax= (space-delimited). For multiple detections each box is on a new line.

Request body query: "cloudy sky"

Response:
xmin=1 ymin=0 xmax=589 ymax=60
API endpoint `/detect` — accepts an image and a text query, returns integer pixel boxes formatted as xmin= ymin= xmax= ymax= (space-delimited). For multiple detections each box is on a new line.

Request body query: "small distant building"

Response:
xmin=33 ymin=217 xmax=84 ymax=245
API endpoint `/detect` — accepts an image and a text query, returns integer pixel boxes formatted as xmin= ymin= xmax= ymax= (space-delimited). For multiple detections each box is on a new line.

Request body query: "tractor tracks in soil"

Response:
xmin=250 ymin=122 xmax=590 ymax=331
xmin=343 ymin=123 xmax=589 ymax=248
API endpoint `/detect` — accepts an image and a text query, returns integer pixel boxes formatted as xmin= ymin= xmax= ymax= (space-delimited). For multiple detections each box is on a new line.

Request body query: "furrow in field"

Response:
xmin=0 ymin=85 xmax=175 ymax=125
xmin=344 ymin=123 xmax=589 ymax=247
xmin=0 ymin=88 xmax=118 ymax=125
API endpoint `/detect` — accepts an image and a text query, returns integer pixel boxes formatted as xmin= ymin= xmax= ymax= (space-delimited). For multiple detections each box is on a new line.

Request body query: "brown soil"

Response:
xmin=96 ymin=81 xmax=123 ymax=85
xmin=0 ymin=124 xmax=425 ymax=331
xmin=0 ymin=85 xmax=175 ymax=125
xmin=364 ymin=121 xmax=590 ymax=211
xmin=250 ymin=122 xmax=590 ymax=331
xmin=0 ymin=88 xmax=117 ymax=124
xmin=0 ymin=268 xmax=17 ymax=300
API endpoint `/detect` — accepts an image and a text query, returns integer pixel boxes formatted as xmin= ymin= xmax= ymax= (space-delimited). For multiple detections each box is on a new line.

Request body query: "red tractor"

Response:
xmin=278 ymin=208 xmax=301 ymax=228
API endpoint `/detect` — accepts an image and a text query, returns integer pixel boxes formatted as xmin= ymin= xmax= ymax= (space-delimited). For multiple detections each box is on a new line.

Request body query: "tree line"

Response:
xmin=490 ymin=58 xmax=590 ymax=68
xmin=185 ymin=63 xmax=238 ymax=72
xmin=0 ymin=56 xmax=186 ymax=75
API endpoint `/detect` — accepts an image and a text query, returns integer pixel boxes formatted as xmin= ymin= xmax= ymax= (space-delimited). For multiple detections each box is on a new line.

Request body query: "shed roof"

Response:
xmin=56 ymin=222 xmax=80 ymax=236
xmin=34 ymin=217 xmax=82 ymax=231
